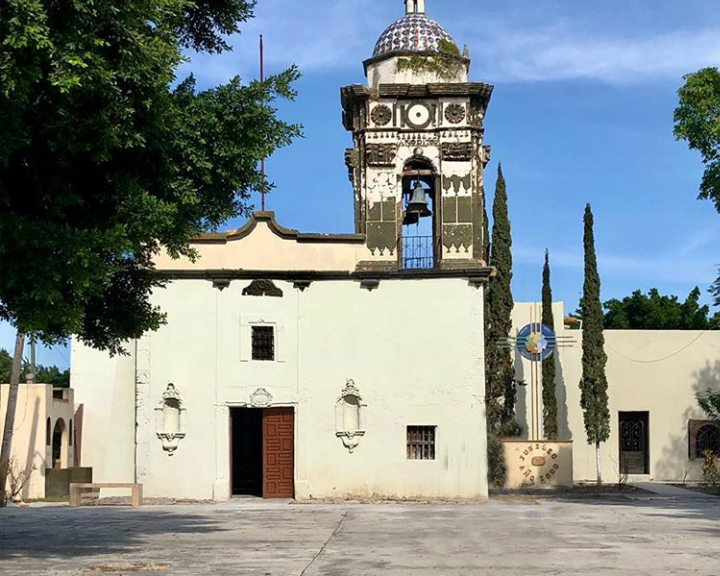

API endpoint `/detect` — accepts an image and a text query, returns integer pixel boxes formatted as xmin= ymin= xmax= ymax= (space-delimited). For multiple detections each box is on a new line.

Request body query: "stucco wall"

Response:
xmin=512 ymin=302 xmax=720 ymax=483
xmin=366 ymin=56 xmax=468 ymax=89
xmin=154 ymin=217 xmax=367 ymax=272
xmin=70 ymin=344 xmax=136 ymax=489
xmin=72 ymin=277 xmax=488 ymax=500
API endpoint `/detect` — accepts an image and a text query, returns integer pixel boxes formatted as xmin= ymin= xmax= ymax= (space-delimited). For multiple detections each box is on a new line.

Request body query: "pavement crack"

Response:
xmin=300 ymin=509 xmax=349 ymax=576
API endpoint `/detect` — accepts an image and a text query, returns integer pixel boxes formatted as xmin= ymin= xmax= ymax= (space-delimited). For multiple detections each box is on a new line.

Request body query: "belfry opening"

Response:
xmin=401 ymin=157 xmax=439 ymax=269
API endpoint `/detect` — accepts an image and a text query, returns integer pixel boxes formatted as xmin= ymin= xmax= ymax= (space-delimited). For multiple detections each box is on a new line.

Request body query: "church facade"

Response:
xmin=71 ymin=0 xmax=495 ymax=501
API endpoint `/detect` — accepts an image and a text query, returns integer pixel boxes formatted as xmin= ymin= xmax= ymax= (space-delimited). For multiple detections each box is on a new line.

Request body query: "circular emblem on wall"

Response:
xmin=370 ymin=105 xmax=392 ymax=126
xmin=405 ymin=103 xmax=432 ymax=129
xmin=445 ymin=104 xmax=466 ymax=124
xmin=516 ymin=323 xmax=556 ymax=361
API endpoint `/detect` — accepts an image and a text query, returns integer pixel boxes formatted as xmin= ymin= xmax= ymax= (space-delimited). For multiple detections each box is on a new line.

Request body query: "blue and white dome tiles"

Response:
xmin=372 ymin=13 xmax=455 ymax=58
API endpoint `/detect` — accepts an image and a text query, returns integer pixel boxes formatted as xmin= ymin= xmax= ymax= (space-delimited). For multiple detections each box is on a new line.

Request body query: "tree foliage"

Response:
xmin=0 ymin=348 xmax=69 ymax=387
xmin=541 ymin=250 xmax=558 ymax=440
xmin=579 ymin=205 xmax=610 ymax=454
xmin=485 ymin=165 xmax=517 ymax=435
xmin=697 ymin=389 xmax=720 ymax=423
xmin=712 ymin=272 xmax=720 ymax=308
xmin=0 ymin=0 xmax=301 ymax=354
xmin=674 ymin=67 xmax=720 ymax=307
xmin=486 ymin=432 xmax=507 ymax=488
xmin=395 ymin=39 xmax=465 ymax=82
xmin=674 ymin=67 xmax=720 ymax=212
xmin=603 ymin=287 xmax=720 ymax=330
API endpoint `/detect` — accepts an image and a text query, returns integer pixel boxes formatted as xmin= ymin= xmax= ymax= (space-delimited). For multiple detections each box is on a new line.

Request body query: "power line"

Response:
xmin=605 ymin=330 xmax=712 ymax=364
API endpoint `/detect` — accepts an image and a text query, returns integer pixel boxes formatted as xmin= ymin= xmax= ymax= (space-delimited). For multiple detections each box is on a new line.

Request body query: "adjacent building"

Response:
xmin=0 ymin=384 xmax=76 ymax=500
xmin=512 ymin=302 xmax=720 ymax=484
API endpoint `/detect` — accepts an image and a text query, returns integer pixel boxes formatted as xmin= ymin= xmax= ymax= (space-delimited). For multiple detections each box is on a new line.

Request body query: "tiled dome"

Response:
xmin=372 ymin=13 xmax=455 ymax=58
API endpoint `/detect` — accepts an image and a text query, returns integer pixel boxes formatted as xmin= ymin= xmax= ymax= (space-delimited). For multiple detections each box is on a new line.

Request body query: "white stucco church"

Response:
xmin=72 ymin=0 xmax=496 ymax=500
xmin=70 ymin=0 xmax=720 ymax=500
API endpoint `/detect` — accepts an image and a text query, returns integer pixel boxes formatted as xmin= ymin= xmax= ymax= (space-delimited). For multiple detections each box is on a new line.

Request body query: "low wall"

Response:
xmin=502 ymin=440 xmax=573 ymax=489
xmin=45 ymin=467 xmax=93 ymax=501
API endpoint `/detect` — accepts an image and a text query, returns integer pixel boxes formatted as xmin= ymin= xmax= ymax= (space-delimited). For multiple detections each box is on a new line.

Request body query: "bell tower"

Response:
xmin=342 ymin=0 xmax=493 ymax=272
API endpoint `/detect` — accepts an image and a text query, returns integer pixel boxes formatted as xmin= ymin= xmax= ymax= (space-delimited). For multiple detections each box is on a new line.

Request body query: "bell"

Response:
xmin=406 ymin=182 xmax=432 ymax=218
xmin=402 ymin=211 xmax=419 ymax=226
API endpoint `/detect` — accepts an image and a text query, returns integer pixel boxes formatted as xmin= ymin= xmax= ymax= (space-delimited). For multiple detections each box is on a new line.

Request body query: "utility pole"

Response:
xmin=30 ymin=335 xmax=36 ymax=376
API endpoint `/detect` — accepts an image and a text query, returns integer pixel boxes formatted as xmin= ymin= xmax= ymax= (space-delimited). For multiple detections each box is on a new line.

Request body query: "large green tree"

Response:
xmin=0 ymin=0 xmax=300 ymax=505
xmin=541 ymin=250 xmax=558 ymax=440
xmin=579 ymin=205 xmax=610 ymax=484
xmin=485 ymin=165 xmax=517 ymax=436
xmin=603 ymin=287 xmax=720 ymax=330
xmin=674 ymin=67 xmax=720 ymax=306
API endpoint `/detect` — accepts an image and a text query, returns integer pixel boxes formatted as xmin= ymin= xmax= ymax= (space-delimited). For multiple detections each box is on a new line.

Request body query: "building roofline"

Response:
xmin=193 ymin=212 xmax=366 ymax=245
xmin=155 ymin=267 xmax=496 ymax=283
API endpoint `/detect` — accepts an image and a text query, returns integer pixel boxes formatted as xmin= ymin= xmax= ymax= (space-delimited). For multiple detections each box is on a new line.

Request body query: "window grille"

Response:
xmin=696 ymin=423 xmax=720 ymax=458
xmin=407 ymin=426 xmax=436 ymax=460
xmin=251 ymin=326 xmax=275 ymax=361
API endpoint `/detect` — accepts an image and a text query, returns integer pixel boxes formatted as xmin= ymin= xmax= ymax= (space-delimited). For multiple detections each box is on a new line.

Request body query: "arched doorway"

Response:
xmin=52 ymin=419 xmax=66 ymax=469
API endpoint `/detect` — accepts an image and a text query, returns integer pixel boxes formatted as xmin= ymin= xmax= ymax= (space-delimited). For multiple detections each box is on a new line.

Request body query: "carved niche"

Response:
xmin=370 ymin=104 xmax=392 ymax=127
xmin=335 ymin=380 xmax=366 ymax=453
xmin=445 ymin=104 xmax=466 ymax=124
xmin=243 ymin=279 xmax=283 ymax=298
xmin=156 ymin=384 xmax=186 ymax=455
xmin=441 ymin=142 xmax=473 ymax=162
xmin=366 ymin=144 xmax=398 ymax=167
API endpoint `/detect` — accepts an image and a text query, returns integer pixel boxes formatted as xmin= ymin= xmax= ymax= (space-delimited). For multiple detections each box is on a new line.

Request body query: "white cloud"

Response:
xmin=464 ymin=24 xmax=720 ymax=84
xmin=180 ymin=2 xmax=720 ymax=86
xmin=514 ymin=241 xmax=718 ymax=286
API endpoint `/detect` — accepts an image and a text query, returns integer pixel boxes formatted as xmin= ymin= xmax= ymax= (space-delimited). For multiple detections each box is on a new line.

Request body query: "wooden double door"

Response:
xmin=231 ymin=407 xmax=294 ymax=499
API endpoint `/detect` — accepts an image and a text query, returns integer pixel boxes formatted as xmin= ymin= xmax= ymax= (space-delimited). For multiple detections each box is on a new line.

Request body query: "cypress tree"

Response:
xmin=485 ymin=165 xmax=516 ymax=433
xmin=579 ymin=205 xmax=611 ymax=484
xmin=542 ymin=250 xmax=559 ymax=440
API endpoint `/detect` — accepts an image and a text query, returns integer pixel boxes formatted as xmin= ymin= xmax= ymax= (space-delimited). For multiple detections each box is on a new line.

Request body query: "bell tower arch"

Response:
xmin=342 ymin=0 xmax=493 ymax=272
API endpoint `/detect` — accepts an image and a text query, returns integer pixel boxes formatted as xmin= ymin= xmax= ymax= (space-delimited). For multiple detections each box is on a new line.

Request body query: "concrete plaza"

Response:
xmin=0 ymin=491 xmax=718 ymax=575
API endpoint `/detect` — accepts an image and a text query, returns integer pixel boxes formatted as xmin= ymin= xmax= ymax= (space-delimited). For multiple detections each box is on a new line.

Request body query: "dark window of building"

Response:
xmin=407 ymin=426 xmax=436 ymax=460
xmin=696 ymin=423 xmax=720 ymax=458
xmin=251 ymin=326 xmax=275 ymax=361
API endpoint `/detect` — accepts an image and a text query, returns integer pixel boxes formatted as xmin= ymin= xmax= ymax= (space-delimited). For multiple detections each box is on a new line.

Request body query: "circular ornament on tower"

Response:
xmin=445 ymin=104 xmax=466 ymax=124
xmin=371 ymin=105 xmax=392 ymax=127
xmin=405 ymin=103 xmax=432 ymax=129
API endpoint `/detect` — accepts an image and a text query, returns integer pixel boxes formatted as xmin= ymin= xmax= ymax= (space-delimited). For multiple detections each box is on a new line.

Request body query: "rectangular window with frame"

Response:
xmin=407 ymin=426 xmax=436 ymax=460
xmin=251 ymin=326 xmax=275 ymax=361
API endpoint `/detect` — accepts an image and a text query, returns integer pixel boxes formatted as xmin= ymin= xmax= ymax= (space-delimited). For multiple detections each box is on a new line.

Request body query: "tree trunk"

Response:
xmin=595 ymin=441 xmax=602 ymax=486
xmin=0 ymin=332 xmax=25 ymax=507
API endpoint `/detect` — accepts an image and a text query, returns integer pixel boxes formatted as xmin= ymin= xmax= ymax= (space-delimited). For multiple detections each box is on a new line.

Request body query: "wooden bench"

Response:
xmin=69 ymin=483 xmax=143 ymax=508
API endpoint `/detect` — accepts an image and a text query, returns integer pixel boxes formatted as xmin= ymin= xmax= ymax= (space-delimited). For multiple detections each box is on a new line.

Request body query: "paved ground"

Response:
xmin=0 ymin=491 xmax=718 ymax=576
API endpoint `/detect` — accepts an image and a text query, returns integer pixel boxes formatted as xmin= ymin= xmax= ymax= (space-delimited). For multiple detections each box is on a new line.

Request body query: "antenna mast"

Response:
xmin=260 ymin=34 xmax=266 ymax=212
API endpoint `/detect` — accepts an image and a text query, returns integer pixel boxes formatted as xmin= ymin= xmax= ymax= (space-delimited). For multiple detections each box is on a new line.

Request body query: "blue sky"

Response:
xmin=3 ymin=0 xmax=719 ymax=367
